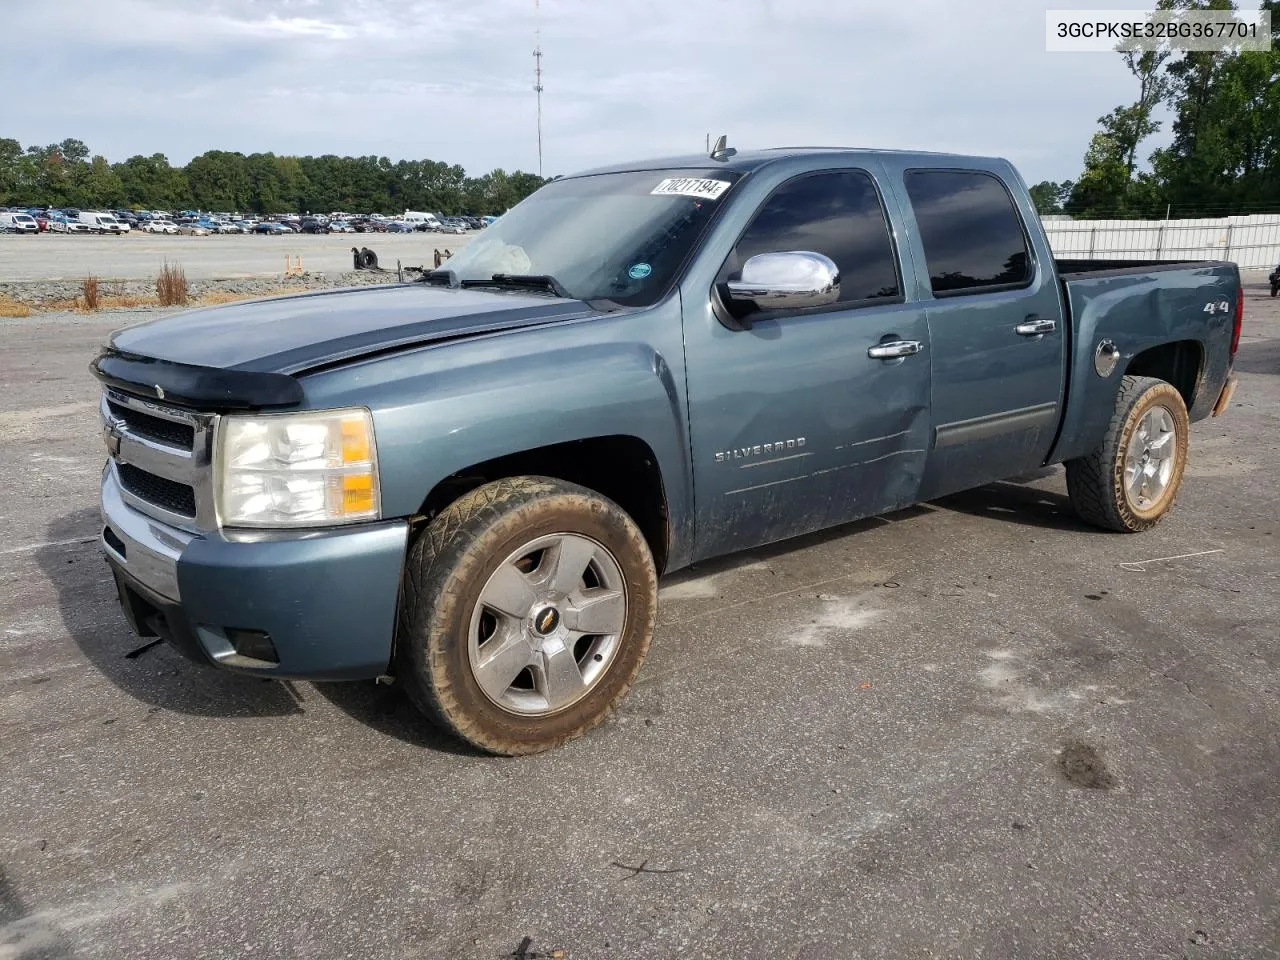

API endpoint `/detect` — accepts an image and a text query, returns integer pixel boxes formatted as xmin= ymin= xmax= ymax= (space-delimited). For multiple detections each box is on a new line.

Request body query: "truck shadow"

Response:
xmin=306 ymin=682 xmax=478 ymax=755
xmin=663 ymin=471 xmax=1088 ymax=589
xmin=931 ymin=477 xmax=1093 ymax=532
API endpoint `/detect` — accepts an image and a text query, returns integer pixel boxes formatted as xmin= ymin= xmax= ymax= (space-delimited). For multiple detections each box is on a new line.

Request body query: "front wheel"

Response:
xmin=396 ymin=477 xmax=658 ymax=755
xmin=1065 ymin=375 xmax=1190 ymax=532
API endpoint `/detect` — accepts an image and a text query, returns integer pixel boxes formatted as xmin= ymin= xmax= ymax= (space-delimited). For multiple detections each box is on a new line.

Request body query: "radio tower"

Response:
xmin=533 ymin=0 xmax=544 ymax=178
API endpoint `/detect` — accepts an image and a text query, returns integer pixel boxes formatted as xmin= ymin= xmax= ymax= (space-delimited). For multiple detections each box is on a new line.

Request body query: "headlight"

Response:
xmin=215 ymin=408 xmax=380 ymax=527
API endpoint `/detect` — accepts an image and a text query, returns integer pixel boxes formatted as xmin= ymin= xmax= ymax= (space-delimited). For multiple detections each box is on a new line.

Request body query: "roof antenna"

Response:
xmin=710 ymin=134 xmax=736 ymax=162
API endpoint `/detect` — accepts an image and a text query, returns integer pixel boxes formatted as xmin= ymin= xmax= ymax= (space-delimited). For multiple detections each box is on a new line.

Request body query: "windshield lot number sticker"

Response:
xmin=651 ymin=177 xmax=731 ymax=200
xmin=628 ymin=263 xmax=652 ymax=280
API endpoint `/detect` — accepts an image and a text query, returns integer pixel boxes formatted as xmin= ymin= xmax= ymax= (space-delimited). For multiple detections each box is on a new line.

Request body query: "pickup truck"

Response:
xmin=93 ymin=145 xmax=1243 ymax=755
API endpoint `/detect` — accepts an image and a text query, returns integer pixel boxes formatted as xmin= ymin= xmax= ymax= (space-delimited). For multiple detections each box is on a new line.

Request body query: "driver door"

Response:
xmin=682 ymin=167 xmax=932 ymax=560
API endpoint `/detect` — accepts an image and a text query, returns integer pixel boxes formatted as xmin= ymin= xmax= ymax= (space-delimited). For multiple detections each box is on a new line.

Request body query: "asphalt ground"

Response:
xmin=0 ymin=280 xmax=1277 ymax=959
xmin=0 ymin=232 xmax=475 ymax=282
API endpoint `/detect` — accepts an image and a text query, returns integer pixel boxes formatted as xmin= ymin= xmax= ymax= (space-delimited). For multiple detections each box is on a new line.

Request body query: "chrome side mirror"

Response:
xmin=725 ymin=251 xmax=840 ymax=312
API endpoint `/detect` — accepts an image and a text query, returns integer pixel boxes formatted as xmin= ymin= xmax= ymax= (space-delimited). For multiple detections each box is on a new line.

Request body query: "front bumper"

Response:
xmin=101 ymin=467 xmax=409 ymax=679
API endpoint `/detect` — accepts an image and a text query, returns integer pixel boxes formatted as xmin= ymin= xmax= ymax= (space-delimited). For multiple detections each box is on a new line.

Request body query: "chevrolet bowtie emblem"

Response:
xmin=103 ymin=417 xmax=124 ymax=457
xmin=534 ymin=607 xmax=560 ymax=635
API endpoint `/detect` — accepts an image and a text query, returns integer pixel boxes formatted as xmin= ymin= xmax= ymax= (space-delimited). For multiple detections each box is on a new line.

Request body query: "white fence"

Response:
xmin=1042 ymin=213 xmax=1280 ymax=270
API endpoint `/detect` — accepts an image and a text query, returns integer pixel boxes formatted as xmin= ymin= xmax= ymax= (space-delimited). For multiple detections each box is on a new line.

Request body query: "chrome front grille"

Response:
xmin=100 ymin=388 xmax=217 ymax=531
xmin=117 ymin=462 xmax=198 ymax=517
xmin=104 ymin=397 xmax=195 ymax=450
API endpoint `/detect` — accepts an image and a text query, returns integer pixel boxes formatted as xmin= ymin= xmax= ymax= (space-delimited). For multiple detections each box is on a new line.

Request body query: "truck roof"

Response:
xmin=567 ymin=146 xmax=1010 ymax=179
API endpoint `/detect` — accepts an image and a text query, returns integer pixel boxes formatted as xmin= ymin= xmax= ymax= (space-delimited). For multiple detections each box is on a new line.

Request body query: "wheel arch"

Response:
xmin=1123 ymin=339 xmax=1204 ymax=411
xmin=417 ymin=435 xmax=672 ymax=573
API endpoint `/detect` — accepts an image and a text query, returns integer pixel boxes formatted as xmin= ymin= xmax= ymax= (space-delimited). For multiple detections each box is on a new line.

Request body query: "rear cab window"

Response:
xmin=903 ymin=169 xmax=1033 ymax=296
xmin=719 ymin=169 xmax=901 ymax=311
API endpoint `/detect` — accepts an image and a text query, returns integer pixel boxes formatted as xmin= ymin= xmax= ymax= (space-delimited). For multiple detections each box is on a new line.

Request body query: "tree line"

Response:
xmin=0 ymin=138 xmax=546 ymax=216
xmin=1032 ymin=0 xmax=1278 ymax=219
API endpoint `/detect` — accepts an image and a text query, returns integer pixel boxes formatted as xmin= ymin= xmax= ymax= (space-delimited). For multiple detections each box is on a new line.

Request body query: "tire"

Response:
xmin=396 ymin=477 xmax=658 ymax=755
xmin=1065 ymin=375 xmax=1190 ymax=532
xmin=1270 ymin=283 xmax=1277 ymax=297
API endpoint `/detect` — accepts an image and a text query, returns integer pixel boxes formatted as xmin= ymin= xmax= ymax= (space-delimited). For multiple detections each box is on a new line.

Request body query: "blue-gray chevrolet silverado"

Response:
xmin=94 ymin=146 xmax=1243 ymax=754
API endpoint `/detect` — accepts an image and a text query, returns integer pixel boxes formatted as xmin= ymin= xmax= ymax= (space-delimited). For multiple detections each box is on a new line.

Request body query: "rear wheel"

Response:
xmin=396 ymin=477 xmax=657 ymax=755
xmin=1066 ymin=375 xmax=1189 ymax=532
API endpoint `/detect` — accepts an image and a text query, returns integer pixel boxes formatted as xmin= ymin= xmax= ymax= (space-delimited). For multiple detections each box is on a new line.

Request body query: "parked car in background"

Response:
xmin=437 ymin=218 xmax=468 ymax=235
xmin=385 ymin=220 xmax=415 ymax=233
xmin=145 ymin=220 xmax=179 ymax=234
xmin=1 ymin=212 xmax=41 ymax=234
xmin=403 ymin=211 xmax=442 ymax=230
xmin=216 ymin=222 xmax=246 ymax=234
xmin=79 ymin=212 xmax=129 ymax=234
xmin=299 ymin=217 xmax=329 ymax=234
xmin=329 ymin=220 xmax=353 ymax=233
xmin=252 ymin=221 xmax=289 ymax=235
xmin=49 ymin=215 xmax=92 ymax=234
xmin=179 ymin=224 xmax=211 ymax=236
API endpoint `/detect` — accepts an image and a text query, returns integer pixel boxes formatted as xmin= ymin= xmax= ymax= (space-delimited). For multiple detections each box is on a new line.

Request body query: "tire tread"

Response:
xmin=1065 ymin=375 xmax=1188 ymax=533
xmin=396 ymin=477 xmax=655 ymax=755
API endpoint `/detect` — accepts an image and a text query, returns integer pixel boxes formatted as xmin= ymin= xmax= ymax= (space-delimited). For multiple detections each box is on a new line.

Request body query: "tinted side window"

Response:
xmin=904 ymin=170 xmax=1031 ymax=294
xmin=729 ymin=171 xmax=900 ymax=304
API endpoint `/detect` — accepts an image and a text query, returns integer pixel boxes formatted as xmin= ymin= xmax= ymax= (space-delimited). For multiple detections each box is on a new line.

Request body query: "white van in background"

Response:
xmin=403 ymin=210 xmax=441 ymax=230
xmin=0 ymin=212 xmax=39 ymax=233
xmin=79 ymin=212 xmax=130 ymax=234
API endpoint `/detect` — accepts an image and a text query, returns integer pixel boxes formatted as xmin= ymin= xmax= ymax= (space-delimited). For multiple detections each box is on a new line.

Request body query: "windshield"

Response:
xmin=439 ymin=168 xmax=742 ymax=307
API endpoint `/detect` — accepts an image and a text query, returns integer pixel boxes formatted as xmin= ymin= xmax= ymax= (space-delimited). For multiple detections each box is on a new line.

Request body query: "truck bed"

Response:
xmin=1046 ymin=258 xmax=1238 ymax=466
xmin=1055 ymin=257 xmax=1216 ymax=277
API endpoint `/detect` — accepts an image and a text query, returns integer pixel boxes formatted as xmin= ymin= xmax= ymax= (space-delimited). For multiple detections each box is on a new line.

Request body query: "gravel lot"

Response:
xmin=0 ymin=232 xmax=474 ymax=283
xmin=0 ymin=278 xmax=1277 ymax=959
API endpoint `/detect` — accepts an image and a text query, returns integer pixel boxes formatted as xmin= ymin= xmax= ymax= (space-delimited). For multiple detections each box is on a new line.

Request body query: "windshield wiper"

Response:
xmin=459 ymin=274 xmax=571 ymax=298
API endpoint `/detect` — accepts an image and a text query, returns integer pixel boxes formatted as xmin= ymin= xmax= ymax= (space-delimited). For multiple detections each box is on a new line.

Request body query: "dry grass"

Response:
xmin=3 ymin=284 xmax=312 ymax=316
xmin=82 ymin=275 xmax=101 ymax=311
xmin=39 ymin=293 xmax=160 ymax=312
xmin=0 ymin=296 xmax=32 ymax=318
xmin=156 ymin=260 xmax=189 ymax=306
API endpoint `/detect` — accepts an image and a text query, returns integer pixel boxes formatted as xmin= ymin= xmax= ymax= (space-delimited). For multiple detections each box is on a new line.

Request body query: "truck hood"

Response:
xmin=108 ymin=282 xmax=597 ymax=375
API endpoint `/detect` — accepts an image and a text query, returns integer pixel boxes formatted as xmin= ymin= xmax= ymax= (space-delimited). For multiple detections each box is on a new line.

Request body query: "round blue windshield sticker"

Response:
xmin=628 ymin=262 xmax=652 ymax=280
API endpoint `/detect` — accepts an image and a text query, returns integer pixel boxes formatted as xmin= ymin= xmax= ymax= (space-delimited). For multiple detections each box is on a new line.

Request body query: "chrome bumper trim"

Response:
xmin=100 ymin=465 xmax=194 ymax=602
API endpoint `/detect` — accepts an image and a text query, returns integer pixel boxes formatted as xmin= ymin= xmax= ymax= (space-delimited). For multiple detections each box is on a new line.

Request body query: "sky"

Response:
xmin=0 ymin=0 xmax=1249 ymax=184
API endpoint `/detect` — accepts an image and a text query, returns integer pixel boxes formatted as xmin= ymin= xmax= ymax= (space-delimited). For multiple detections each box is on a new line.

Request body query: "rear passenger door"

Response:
xmin=890 ymin=166 xmax=1066 ymax=499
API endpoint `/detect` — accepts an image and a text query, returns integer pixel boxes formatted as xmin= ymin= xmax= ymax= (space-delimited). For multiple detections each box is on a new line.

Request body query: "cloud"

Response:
xmin=0 ymin=0 xmax=1196 ymax=182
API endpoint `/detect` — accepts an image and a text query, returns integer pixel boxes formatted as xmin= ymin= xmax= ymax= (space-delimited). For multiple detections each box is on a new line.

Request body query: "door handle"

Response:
xmin=867 ymin=340 xmax=923 ymax=359
xmin=1015 ymin=318 xmax=1056 ymax=336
